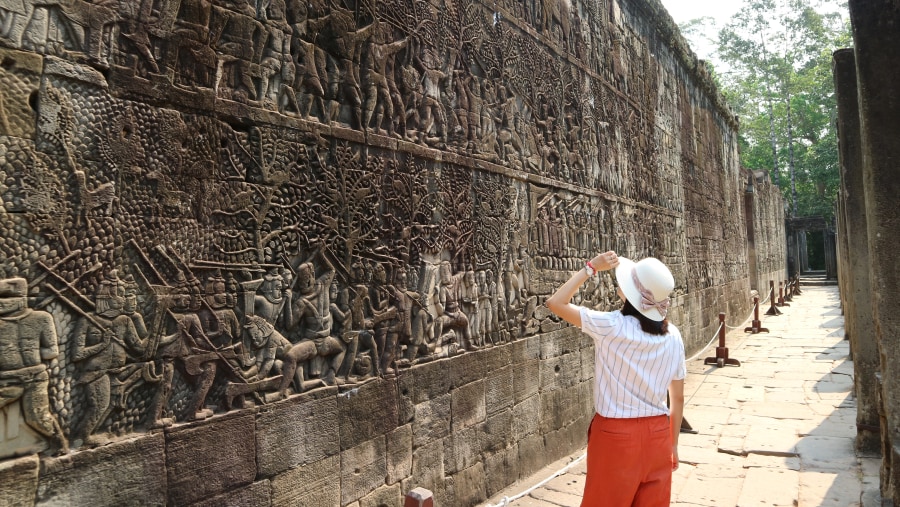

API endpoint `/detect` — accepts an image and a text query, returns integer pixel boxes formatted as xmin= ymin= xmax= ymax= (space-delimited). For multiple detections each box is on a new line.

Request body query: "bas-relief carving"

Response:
xmin=0 ymin=0 xmax=748 ymax=464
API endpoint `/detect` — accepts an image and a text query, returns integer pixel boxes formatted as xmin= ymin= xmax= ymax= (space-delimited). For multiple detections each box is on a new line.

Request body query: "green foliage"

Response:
xmin=680 ymin=0 xmax=850 ymax=220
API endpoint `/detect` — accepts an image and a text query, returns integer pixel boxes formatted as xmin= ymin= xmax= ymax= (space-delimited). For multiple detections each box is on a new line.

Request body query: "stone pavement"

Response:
xmin=483 ymin=285 xmax=881 ymax=507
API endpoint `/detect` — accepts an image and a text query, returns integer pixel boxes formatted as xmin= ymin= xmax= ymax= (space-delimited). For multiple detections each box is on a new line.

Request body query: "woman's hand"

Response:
xmin=672 ymin=445 xmax=680 ymax=471
xmin=589 ymin=251 xmax=620 ymax=272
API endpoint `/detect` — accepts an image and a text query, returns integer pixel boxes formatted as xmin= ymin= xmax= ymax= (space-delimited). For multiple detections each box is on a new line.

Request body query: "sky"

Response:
xmin=658 ymin=0 xmax=744 ymax=63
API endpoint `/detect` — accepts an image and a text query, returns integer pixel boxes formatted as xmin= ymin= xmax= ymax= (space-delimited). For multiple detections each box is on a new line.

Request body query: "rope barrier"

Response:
xmin=483 ymin=452 xmax=587 ymax=507
xmin=685 ymin=322 xmax=723 ymax=363
xmin=724 ymin=299 xmax=760 ymax=330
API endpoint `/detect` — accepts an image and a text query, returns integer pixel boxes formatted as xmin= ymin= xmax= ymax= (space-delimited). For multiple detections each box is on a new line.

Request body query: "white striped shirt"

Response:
xmin=579 ymin=308 xmax=686 ymax=418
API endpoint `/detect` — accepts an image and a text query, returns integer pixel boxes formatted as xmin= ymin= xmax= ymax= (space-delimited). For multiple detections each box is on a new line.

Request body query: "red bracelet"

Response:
xmin=585 ymin=260 xmax=596 ymax=277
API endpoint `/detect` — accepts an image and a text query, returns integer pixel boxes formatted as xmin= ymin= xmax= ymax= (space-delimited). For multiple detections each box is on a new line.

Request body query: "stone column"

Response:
xmin=744 ymin=176 xmax=759 ymax=291
xmin=848 ymin=1 xmax=900 ymax=500
xmin=834 ymin=46 xmax=879 ymax=454
xmin=824 ymin=227 xmax=837 ymax=280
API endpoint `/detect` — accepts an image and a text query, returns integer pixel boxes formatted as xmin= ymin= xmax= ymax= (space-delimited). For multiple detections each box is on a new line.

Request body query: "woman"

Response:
xmin=546 ymin=251 xmax=685 ymax=506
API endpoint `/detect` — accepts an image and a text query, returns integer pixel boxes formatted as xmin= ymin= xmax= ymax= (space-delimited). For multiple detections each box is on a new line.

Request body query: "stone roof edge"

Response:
xmin=629 ymin=0 xmax=741 ymax=131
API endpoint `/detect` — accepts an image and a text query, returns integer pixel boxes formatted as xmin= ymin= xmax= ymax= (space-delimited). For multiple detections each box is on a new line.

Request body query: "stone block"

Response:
xmin=410 ymin=439 xmax=445 ymax=495
xmin=512 ymin=395 xmax=541 ymax=439
xmin=539 ymin=352 xmax=582 ymax=391
xmin=256 ymin=391 xmax=340 ymax=476
xmin=544 ymin=421 xmax=587 ymax=464
xmin=412 ymin=394 xmax=451 ymax=448
xmin=0 ymin=454 xmax=38 ymax=507
xmin=360 ymin=483 xmax=402 ymax=507
xmin=451 ymin=380 xmax=485 ymax=431
xmin=539 ymin=386 xmax=583 ymax=433
xmin=165 ymin=414 xmax=256 ymax=506
xmin=484 ymin=366 xmax=514 ymax=416
xmin=482 ymin=409 xmax=513 ymax=454
xmin=540 ymin=329 xmax=582 ymax=359
xmin=449 ymin=352 xmax=486 ymax=389
xmin=339 ymin=378 xmax=399 ymax=451
xmin=516 ymin=433 xmax=547 ymax=480
xmin=386 ymin=424 xmax=413 ymax=485
xmin=186 ymin=480 xmax=271 ymax=507
xmin=510 ymin=336 xmax=541 ymax=363
xmin=37 ymin=434 xmax=166 ymax=506
xmin=452 ymin=463 xmax=487 ymax=507
xmin=512 ymin=359 xmax=540 ymax=404
xmin=580 ymin=346 xmax=595 ymax=381
xmin=271 ymin=455 xmax=340 ymax=507
xmin=399 ymin=360 xmax=451 ymax=405
xmin=443 ymin=423 xmax=484 ymax=474
xmin=341 ymin=436 xmax=387 ymax=506
xmin=484 ymin=447 xmax=519 ymax=498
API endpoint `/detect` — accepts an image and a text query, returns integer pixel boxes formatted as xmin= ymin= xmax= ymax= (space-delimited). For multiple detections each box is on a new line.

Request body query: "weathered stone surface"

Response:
xmin=0 ymin=454 xmax=38 ymax=507
xmin=358 ymin=483 xmax=401 ymax=507
xmin=37 ymin=434 xmax=166 ymax=506
xmin=516 ymin=433 xmax=547 ymax=481
xmin=451 ymin=380 xmax=486 ymax=431
xmin=386 ymin=424 xmax=412 ymax=485
xmin=484 ymin=447 xmax=519 ymax=498
xmin=165 ymin=415 xmax=256 ymax=506
xmin=510 ymin=337 xmax=542 ymax=364
xmin=399 ymin=360 xmax=451 ymax=405
xmin=444 ymin=423 xmax=485 ymax=474
xmin=449 ymin=352 xmax=487 ymax=390
xmin=483 ymin=409 xmax=514 ymax=454
xmin=539 ymin=383 xmax=589 ymax=434
xmin=412 ymin=394 xmax=451 ymax=449
xmin=513 ymin=359 xmax=541 ymax=404
xmin=186 ymin=480 xmax=271 ymax=507
xmin=339 ymin=378 xmax=399 ymax=451
xmin=271 ymin=456 xmax=340 ymax=507
xmin=341 ymin=437 xmax=387 ymax=506
xmin=453 ymin=463 xmax=487 ymax=507
xmin=512 ymin=395 xmax=542 ymax=440
xmin=256 ymin=391 xmax=340 ymax=476
xmin=410 ymin=439 xmax=445 ymax=498
xmin=485 ymin=366 xmax=515 ymax=416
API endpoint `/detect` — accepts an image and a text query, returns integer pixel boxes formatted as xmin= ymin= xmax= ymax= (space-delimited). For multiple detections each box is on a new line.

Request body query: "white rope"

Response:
xmin=685 ymin=322 xmax=724 ymax=363
xmin=724 ymin=299 xmax=759 ymax=330
xmin=483 ymin=452 xmax=587 ymax=507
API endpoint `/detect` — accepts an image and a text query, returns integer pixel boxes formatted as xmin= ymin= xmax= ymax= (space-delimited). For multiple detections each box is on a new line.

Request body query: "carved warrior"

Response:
xmin=0 ymin=278 xmax=68 ymax=454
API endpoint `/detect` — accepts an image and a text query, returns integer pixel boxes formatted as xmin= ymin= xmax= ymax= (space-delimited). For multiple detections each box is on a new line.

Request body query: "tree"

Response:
xmin=694 ymin=0 xmax=849 ymax=219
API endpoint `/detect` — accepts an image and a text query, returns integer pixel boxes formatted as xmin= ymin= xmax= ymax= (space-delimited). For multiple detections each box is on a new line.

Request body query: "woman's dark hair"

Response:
xmin=621 ymin=299 xmax=669 ymax=335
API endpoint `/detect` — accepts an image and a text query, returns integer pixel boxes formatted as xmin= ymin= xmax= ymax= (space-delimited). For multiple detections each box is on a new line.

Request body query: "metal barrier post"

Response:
xmin=784 ymin=279 xmax=793 ymax=302
xmin=765 ymin=280 xmax=782 ymax=316
xmin=705 ymin=313 xmax=741 ymax=368
xmin=744 ymin=296 xmax=769 ymax=334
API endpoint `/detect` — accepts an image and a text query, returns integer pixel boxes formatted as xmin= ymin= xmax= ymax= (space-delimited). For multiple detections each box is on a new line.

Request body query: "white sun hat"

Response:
xmin=614 ymin=257 xmax=675 ymax=322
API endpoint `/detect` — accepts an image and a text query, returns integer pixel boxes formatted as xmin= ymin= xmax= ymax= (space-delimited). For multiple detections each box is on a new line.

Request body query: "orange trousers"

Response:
xmin=580 ymin=413 xmax=673 ymax=507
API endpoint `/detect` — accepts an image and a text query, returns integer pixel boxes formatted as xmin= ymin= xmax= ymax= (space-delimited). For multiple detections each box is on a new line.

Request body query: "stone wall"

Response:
xmin=0 ymin=0 xmax=784 ymax=504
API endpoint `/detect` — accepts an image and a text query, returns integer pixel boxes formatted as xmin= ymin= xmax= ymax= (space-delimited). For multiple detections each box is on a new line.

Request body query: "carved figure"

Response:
xmin=0 ymin=277 xmax=68 ymax=454
xmin=288 ymin=248 xmax=344 ymax=385
xmin=433 ymin=261 xmax=473 ymax=353
xmin=361 ymin=23 xmax=408 ymax=135
xmin=242 ymin=315 xmax=319 ymax=397
xmin=71 ymin=271 xmax=153 ymax=445
xmin=153 ymin=272 xmax=242 ymax=424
